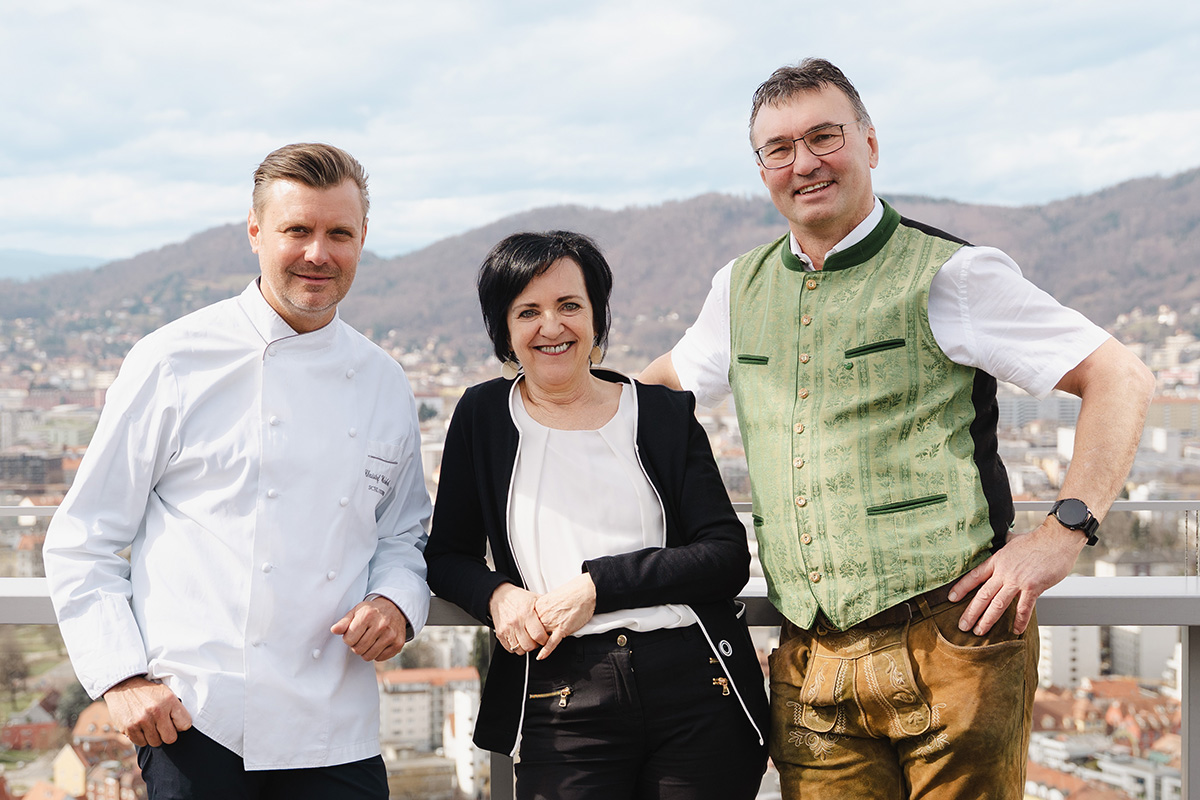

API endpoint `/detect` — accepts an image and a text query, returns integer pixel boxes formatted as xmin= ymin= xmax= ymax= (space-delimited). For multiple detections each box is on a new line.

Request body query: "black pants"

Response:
xmin=515 ymin=625 xmax=767 ymax=800
xmin=137 ymin=728 xmax=388 ymax=800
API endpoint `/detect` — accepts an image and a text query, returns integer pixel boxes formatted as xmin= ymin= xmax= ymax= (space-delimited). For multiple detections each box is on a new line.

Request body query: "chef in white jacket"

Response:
xmin=43 ymin=143 xmax=431 ymax=799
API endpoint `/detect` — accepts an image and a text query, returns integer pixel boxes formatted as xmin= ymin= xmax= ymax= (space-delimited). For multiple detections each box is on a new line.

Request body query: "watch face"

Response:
xmin=1055 ymin=498 xmax=1090 ymax=528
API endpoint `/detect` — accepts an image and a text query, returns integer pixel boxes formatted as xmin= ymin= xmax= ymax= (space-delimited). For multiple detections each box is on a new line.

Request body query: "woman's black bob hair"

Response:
xmin=476 ymin=230 xmax=613 ymax=364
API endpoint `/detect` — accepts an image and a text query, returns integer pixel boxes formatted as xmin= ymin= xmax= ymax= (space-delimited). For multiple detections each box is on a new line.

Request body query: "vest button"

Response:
xmin=793 ymin=458 xmax=805 ymax=469
xmin=798 ymin=388 xmax=809 ymax=399
xmin=798 ymin=353 xmax=810 ymax=364
xmin=809 ymin=571 xmax=822 ymax=583
xmin=806 ymin=279 xmax=818 ymax=290
xmin=616 ymin=634 xmax=628 ymax=647
xmin=793 ymin=423 xmax=805 ymax=434
xmin=801 ymin=315 xmax=812 ymax=326
xmin=801 ymin=534 xmax=812 ymax=545
xmin=795 ymin=496 xmax=808 ymax=508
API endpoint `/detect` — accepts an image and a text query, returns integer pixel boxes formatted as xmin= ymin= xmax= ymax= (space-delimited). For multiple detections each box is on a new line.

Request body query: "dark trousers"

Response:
xmin=137 ymin=728 xmax=388 ymax=800
xmin=514 ymin=625 xmax=767 ymax=800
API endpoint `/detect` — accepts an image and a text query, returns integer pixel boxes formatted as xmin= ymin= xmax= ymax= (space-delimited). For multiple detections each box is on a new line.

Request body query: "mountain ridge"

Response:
xmin=4 ymin=167 xmax=1197 ymax=363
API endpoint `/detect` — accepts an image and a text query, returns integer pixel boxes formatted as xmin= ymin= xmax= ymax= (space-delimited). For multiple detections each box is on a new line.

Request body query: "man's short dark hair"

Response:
xmin=252 ymin=143 xmax=370 ymax=218
xmin=476 ymin=231 xmax=613 ymax=364
xmin=749 ymin=58 xmax=872 ymax=142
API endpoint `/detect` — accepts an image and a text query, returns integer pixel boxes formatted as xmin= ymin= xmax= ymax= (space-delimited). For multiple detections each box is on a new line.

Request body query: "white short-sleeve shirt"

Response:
xmin=671 ymin=198 xmax=1110 ymax=406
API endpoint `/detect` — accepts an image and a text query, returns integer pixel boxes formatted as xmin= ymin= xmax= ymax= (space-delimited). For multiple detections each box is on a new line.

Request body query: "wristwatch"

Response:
xmin=1048 ymin=498 xmax=1099 ymax=546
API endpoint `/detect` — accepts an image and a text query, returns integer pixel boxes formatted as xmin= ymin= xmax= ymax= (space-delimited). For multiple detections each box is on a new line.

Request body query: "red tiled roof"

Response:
xmin=378 ymin=667 xmax=479 ymax=686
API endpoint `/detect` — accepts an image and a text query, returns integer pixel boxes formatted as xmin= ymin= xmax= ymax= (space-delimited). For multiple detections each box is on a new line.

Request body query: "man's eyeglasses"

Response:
xmin=754 ymin=123 xmax=853 ymax=170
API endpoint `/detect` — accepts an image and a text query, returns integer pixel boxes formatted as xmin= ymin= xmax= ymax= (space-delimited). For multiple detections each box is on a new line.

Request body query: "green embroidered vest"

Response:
xmin=729 ymin=202 xmax=1012 ymax=629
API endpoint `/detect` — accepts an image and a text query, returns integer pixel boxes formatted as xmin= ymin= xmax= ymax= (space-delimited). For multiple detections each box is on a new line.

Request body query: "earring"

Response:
xmin=501 ymin=359 xmax=521 ymax=381
xmin=589 ymin=345 xmax=603 ymax=366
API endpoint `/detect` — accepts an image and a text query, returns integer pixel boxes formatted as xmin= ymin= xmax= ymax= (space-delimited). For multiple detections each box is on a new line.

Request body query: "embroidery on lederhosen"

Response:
xmin=911 ymin=703 xmax=950 ymax=757
xmin=785 ymin=701 xmax=846 ymax=760
xmin=795 ymin=728 xmax=844 ymax=761
xmin=864 ymin=650 xmax=931 ymax=737
xmin=787 ymin=653 xmax=850 ymax=760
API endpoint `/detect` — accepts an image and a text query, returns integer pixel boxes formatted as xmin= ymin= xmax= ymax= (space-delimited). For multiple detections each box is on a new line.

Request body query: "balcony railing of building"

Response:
xmin=1 ymin=500 xmax=1198 ymax=800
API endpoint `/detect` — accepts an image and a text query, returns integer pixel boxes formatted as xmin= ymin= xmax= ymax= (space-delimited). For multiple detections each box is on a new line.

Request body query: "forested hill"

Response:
xmin=4 ymin=167 xmax=1197 ymax=363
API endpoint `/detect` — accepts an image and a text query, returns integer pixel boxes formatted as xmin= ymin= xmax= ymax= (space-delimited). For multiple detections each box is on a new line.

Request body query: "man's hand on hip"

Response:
xmin=104 ymin=675 xmax=192 ymax=748
xmin=331 ymin=595 xmax=409 ymax=662
xmin=948 ymin=519 xmax=1086 ymax=636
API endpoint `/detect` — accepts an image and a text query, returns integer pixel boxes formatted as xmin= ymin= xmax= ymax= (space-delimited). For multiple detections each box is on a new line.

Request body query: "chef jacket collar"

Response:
xmin=237 ymin=279 xmax=341 ymax=353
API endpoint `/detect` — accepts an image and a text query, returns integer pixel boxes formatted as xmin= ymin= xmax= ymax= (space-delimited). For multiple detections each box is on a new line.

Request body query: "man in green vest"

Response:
xmin=641 ymin=58 xmax=1154 ymax=798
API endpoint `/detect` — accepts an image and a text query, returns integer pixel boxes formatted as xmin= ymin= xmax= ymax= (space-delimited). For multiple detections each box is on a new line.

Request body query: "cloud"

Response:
xmin=0 ymin=0 xmax=1196 ymax=259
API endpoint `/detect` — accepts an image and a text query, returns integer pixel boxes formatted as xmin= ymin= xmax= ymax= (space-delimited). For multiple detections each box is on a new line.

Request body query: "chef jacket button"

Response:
xmin=311 ymin=649 xmax=321 ymax=659
xmin=327 ymin=571 xmax=337 ymax=581
xmin=251 ymin=640 xmax=261 ymax=647
xmin=346 ymin=369 xmax=356 ymax=379
xmin=267 ymin=488 xmax=278 ymax=499
xmin=348 ymin=428 xmax=358 ymax=438
xmin=261 ymin=562 xmax=273 ymax=573
xmin=268 ymin=415 xmax=280 ymax=426
xmin=339 ymin=497 xmax=350 ymax=507
xmin=267 ymin=346 xmax=277 ymax=357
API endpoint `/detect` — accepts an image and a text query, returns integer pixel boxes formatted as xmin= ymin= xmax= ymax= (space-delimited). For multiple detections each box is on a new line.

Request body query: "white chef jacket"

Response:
xmin=671 ymin=197 xmax=1111 ymax=406
xmin=43 ymin=280 xmax=432 ymax=770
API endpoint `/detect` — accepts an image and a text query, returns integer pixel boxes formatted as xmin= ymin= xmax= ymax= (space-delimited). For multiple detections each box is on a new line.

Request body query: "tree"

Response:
xmin=471 ymin=628 xmax=492 ymax=690
xmin=56 ymin=682 xmax=93 ymax=729
xmin=397 ymin=637 xmax=439 ymax=669
xmin=0 ymin=630 xmax=29 ymax=710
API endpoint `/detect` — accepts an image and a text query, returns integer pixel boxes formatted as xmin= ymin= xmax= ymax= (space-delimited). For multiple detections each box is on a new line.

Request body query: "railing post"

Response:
xmin=1186 ymin=625 xmax=1200 ymax=800
xmin=490 ymin=751 xmax=514 ymax=800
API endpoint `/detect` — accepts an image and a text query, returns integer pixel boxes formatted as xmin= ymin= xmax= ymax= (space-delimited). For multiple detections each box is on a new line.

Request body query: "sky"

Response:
xmin=1 ymin=0 xmax=1198 ymax=261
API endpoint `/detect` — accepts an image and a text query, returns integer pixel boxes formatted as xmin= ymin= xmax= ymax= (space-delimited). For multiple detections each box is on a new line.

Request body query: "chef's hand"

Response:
xmin=332 ymin=596 xmax=409 ymax=661
xmin=104 ymin=675 xmax=192 ymax=747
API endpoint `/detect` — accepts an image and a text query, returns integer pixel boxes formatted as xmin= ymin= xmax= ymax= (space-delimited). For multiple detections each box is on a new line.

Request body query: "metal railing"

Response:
xmin=3 ymin=500 xmax=1199 ymax=799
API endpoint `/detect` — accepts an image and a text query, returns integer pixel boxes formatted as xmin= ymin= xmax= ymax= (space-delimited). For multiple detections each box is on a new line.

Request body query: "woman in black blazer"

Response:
xmin=425 ymin=231 xmax=767 ymax=800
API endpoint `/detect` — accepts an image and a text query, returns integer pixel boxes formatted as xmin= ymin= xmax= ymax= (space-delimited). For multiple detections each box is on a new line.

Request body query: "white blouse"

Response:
xmin=508 ymin=380 xmax=697 ymax=636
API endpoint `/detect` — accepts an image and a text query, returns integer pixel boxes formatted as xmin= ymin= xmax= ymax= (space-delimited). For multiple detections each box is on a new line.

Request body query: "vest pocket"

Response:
xmin=866 ymin=494 xmax=948 ymax=516
xmin=736 ymin=354 xmax=770 ymax=365
xmin=844 ymin=338 xmax=906 ymax=359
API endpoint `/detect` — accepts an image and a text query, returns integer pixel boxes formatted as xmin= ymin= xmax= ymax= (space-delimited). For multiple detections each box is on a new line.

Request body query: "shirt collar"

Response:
xmin=788 ymin=196 xmax=884 ymax=272
xmin=236 ymin=279 xmax=341 ymax=349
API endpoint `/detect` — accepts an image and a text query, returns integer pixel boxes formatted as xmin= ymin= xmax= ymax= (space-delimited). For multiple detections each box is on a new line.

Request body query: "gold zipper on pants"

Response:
xmin=528 ymin=686 xmax=573 ymax=707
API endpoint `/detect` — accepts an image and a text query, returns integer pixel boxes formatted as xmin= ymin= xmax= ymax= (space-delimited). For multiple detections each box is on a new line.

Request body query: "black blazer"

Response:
xmin=425 ymin=370 xmax=768 ymax=753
